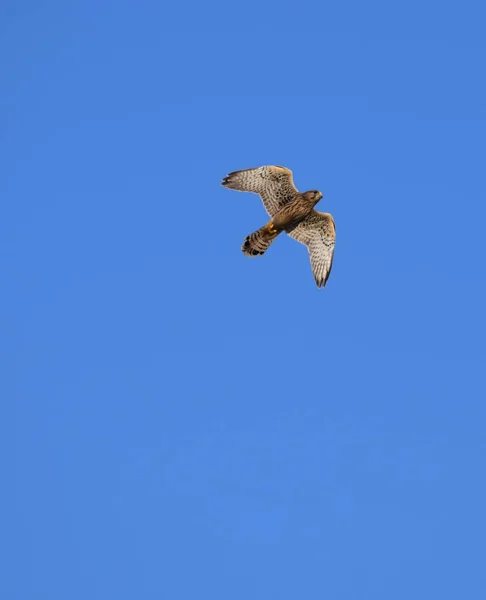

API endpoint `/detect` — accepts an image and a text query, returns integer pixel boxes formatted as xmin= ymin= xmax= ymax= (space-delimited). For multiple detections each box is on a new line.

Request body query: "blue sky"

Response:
xmin=4 ymin=1 xmax=486 ymax=598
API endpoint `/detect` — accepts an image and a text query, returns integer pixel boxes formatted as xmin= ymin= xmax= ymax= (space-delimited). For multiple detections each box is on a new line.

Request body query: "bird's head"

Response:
xmin=305 ymin=190 xmax=323 ymax=204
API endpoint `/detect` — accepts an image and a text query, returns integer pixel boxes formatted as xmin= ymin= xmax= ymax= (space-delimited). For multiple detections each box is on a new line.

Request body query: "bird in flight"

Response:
xmin=221 ymin=165 xmax=336 ymax=288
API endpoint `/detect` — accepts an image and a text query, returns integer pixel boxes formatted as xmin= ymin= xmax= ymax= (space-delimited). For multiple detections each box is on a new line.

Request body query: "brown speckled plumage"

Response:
xmin=221 ymin=165 xmax=336 ymax=288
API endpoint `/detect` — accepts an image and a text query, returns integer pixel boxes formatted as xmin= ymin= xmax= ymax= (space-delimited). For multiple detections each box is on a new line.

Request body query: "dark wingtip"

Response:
xmin=221 ymin=175 xmax=234 ymax=188
xmin=315 ymin=277 xmax=329 ymax=288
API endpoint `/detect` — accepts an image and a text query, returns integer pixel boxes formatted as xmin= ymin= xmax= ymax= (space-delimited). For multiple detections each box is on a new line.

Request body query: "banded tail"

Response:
xmin=242 ymin=221 xmax=280 ymax=257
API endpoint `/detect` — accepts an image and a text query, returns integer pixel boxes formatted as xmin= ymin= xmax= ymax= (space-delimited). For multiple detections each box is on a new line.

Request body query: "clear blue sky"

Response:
xmin=4 ymin=1 xmax=486 ymax=598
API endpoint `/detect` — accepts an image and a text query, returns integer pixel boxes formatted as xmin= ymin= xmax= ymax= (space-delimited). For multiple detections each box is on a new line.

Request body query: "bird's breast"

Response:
xmin=273 ymin=198 xmax=314 ymax=230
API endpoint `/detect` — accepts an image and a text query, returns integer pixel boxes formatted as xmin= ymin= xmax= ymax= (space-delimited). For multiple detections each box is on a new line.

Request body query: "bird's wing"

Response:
xmin=287 ymin=211 xmax=336 ymax=288
xmin=221 ymin=165 xmax=298 ymax=217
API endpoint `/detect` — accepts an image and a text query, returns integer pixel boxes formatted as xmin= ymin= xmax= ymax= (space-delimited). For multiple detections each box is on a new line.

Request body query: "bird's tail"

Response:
xmin=242 ymin=221 xmax=280 ymax=257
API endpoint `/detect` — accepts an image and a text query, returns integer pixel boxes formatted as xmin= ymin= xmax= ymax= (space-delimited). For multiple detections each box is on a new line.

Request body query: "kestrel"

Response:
xmin=221 ymin=165 xmax=336 ymax=288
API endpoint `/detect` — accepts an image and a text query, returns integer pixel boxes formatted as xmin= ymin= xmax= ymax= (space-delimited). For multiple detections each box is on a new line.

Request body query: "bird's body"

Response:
xmin=221 ymin=165 xmax=336 ymax=288
xmin=269 ymin=192 xmax=321 ymax=231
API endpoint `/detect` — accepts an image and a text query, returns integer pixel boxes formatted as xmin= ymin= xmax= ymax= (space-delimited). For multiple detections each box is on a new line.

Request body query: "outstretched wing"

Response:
xmin=287 ymin=211 xmax=336 ymax=288
xmin=221 ymin=165 xmax=298 ymax=217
